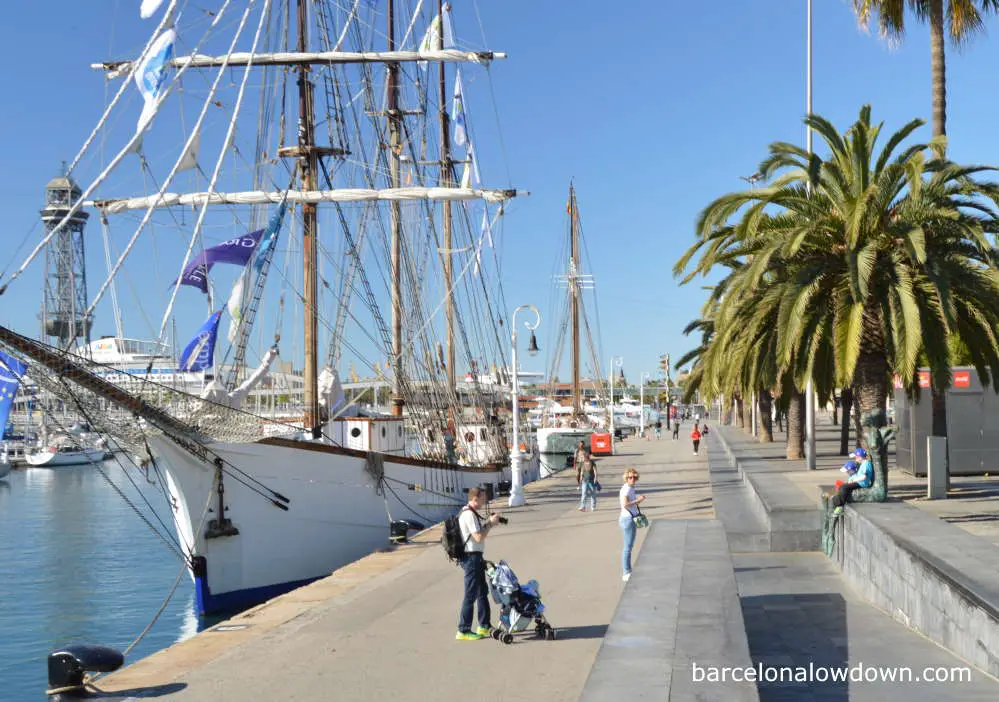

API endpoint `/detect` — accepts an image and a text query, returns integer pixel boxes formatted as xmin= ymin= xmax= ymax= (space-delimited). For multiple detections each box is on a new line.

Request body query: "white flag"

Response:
xmin=226 ymin=272 xmax=246 ymax=343
xmin=452 ymin=71 xmax=467 ymax=147
xmin=177 ymin=128 xmax=200 ymax=172
xmin=140 ymin=0 xmax=166 ymax=19
xmin=442 ymin=5 xmax=456 ymax=48
xmin=417 ymin=15 xmax=441 ymax=71
xmin=134 ymin=28 xmax=176 ymax=135
xmin=460 ymin=141 xmax=481 ymax=188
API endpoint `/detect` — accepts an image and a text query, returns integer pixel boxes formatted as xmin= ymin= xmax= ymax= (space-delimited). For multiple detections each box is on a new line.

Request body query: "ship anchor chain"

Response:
xmin=205 ymin=457 xmax=240 ymax=539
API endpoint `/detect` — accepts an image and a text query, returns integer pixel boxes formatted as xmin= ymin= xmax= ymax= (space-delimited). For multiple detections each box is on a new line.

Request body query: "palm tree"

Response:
xmin=854 ymin=0 xmax=999 ymax=439
xmin=677 ymin=106 xmax=999 ymax=487
xmin=853 ymin=0 xmax=999 ymax=141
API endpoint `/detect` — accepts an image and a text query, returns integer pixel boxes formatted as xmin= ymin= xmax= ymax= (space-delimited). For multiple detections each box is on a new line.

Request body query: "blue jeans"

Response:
xmin=579 ymin=480 xmax=597 ymax=510
xmin=620 ymin=514 xmax=636 ymax=575
xmin=458 ymin=552 xmax=490 ymax=632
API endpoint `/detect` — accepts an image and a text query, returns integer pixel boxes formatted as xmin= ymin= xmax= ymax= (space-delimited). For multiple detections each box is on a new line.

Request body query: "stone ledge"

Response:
xmin=581 ymin=520 xmax=759 ymax=702
xmin=828 ymin=500 xmax=999 ymax=676
xmin=714 ymin=428 xmax=820 ymax=552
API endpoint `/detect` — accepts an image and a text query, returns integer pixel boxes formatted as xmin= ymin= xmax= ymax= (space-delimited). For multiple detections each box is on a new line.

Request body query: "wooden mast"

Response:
xmin=438 ymin=1 xmax=455 ymax=401
xmin=298 ymin=0 xmax=320 ymax=435
xmin=570 ymin=185 xmax=581 ymax=417
xmin=388 ymin=0 xmax=404 ymax=417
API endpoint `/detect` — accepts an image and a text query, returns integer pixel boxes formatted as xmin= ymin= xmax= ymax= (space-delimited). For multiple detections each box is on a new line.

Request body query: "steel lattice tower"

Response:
xmin=40 ymin=166 xmax=91 ymax=349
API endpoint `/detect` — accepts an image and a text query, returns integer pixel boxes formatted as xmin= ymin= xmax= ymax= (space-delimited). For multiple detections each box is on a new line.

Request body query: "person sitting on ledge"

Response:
xmin=831 ymin=448 xmax=873 ymax=515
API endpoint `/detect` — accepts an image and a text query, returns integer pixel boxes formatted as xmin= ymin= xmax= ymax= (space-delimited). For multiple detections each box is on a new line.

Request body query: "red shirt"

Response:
xmin=690 ymin=429 xmax=701 ymax=440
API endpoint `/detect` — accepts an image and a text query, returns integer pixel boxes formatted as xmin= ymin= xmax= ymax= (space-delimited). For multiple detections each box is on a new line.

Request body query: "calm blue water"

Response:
xmin=0 ymin=462 xmax=197 ymax=702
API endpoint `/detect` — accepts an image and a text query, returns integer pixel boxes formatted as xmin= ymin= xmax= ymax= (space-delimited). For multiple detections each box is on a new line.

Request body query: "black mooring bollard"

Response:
xmin=48 ymin=644 xmax=124 ymax=697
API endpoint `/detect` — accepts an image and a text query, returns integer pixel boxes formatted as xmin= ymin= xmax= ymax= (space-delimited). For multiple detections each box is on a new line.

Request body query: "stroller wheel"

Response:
xmin=545 ymin=628 xmax=557 ymax=641
xmin=490 ymin=628 xmax=501 ymax=640
xmin=502 ymin=633 xmax=514 ymax=645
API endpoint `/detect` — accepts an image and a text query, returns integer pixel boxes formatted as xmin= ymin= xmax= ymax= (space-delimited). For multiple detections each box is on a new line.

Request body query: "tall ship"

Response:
xmin=0 ymin=0 xmax=528 ymax=614
xmin=535 ymin=185 xmax=604 ymax=475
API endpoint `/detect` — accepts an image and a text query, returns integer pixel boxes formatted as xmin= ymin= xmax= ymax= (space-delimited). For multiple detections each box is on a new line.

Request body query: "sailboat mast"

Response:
xmin=438 ymin=1 xmax=455 ymax=399
xmin=297 ymin=0 xmax=320 ymax=433
xmin=570 ymin=185 xmax=581 ymax=416
xmin=388 ymin=0 xmax=404 ymax=417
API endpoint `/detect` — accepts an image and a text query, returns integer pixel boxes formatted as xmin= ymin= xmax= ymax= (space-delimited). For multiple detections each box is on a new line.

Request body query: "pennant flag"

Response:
xmin=0 ymin=351 xmax=27 ymax=433
xmin=135 ymin=28 xmax=176 ymax=134
xmin=140 ymin=0 xmax=166 ymax=19
xmin=460 ymin=142 xmax=481 ymax=188
xmin=417 ymin=15 xmax=441 ymax=70
xmin=179 ymin=311 xmax=222 ymax=372
xmin=252 ymin=201 xmax=288 ymax=270
xmin=452 ymin=70 xmax=467 ymax=147
xmin=177 ymin=128 xmax=200 ymax=172
xmin=175 ymin=229 xmax=263 ymax=293
xmin=226 ymin=274 xmax=246 ymax=343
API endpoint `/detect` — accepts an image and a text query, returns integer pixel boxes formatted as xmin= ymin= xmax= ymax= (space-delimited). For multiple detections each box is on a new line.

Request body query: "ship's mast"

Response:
xmin=570 ymin=185 xmax=581 ymax=416
xmin=438 ymin=1 xmax=455 ymax=402
xmin=388 ymin=0 xmax=404 ymax=417
xmin=298 ymin=0 xmax=320 ymax=434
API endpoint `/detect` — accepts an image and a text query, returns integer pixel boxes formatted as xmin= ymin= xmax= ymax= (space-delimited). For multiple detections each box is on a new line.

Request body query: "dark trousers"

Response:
xmin=832 ymin=482 xmax=862 ymax=508
xmin=692 ymin=439 xmax=700 ymax=453
xmin=458 ymin=552 xmax=490 ymax=632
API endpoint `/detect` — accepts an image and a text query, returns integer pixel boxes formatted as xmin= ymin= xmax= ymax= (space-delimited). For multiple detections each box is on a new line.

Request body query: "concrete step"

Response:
xmin=708 ymin=444 xmax=770 ymax=552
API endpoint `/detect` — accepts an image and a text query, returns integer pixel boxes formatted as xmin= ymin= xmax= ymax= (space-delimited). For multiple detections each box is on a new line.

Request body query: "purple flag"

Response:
xmin=176 ymin=230 xmax=263 ymax=293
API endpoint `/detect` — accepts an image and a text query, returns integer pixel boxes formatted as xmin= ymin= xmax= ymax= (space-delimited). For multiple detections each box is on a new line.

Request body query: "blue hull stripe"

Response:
xmin=195 ymin=574 xmax=321 ymax=616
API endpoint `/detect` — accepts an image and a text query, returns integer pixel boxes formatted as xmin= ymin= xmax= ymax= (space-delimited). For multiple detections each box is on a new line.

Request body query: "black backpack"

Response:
xmin=441 ymin=507 xmax=474 ymax=564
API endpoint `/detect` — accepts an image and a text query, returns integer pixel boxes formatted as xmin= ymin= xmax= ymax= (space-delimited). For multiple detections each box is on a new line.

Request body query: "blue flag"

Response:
xmin=0 ymin=350 xmax=27 ymax=432
xmin=179 ymin=311 xmax=223 ymax=372
xmin=176 ymin=229 xmax=264 ymax=294
xmin=253 ymin=201 xmax=288 ymax=270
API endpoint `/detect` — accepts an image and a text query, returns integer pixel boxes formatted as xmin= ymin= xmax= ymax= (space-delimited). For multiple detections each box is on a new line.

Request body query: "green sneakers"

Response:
xmin=475 ymin=626 xmax=492 ymax=637
xmin=455 ymin=631 xmax=484 ymax=641
xmin=832 ymin=506 xmax=844 ymax=516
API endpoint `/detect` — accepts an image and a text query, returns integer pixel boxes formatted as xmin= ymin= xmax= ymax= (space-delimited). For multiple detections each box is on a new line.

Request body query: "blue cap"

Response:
xmin=851 ymin=447 xmax=868 ymax=459
xmin=840 ymin=461 xmax=859 ymax=473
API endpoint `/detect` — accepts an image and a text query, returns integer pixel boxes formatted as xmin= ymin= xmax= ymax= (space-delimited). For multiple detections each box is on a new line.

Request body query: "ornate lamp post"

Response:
xmin=509 ymin=304 xmax=540 ymax=507
xmin=640 ymin=371 xmax=651 ymax=437
xmin=609 ymin=356 xmax=623 ymax=452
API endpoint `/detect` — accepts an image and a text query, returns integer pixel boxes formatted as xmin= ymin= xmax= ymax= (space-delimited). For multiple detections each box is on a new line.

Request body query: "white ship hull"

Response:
xmin=536 ymin=426 xmax=593 ymax=477
xmin=24 ymin=447 xmax=107 ymax=467
xmin=150 ymin=436 xmax=507 ymax=615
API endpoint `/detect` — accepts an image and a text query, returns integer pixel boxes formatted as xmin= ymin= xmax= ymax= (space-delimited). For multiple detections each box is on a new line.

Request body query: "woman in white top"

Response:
xmin=618 ymin=468 xmax=645 ymax=581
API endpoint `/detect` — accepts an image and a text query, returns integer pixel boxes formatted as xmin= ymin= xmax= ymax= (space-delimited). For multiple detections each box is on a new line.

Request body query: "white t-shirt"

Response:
xmin=620 ymin=483 xmax=638 ymax=517
xmin=458 ymin=506 xmax=485 ymax=553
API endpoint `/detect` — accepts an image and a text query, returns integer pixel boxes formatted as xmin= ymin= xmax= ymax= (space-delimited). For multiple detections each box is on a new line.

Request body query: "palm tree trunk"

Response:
xmin=786 ymin=391 xmax=805 ymax=460
xmin=739 ymin=394 xmax=750 ymax=432
xmin=839 ymin=386 xmax=853 ymax=456
xmin=735 ymin=394 xmax=744 ymax=428
xmin=854 ymin=351 xmax=889 ymax=451
xmin=931 ymin=386 xmax=948 ymax=436
xmin=758 ymin=389 xmax=773 ymax=443
xmin=832 ymin=393 xmax=838 ymax=425
xmin=929 ymin=0 xmax=946 ymax=140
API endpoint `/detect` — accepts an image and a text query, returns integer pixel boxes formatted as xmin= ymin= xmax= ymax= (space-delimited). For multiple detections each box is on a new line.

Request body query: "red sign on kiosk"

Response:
xmin=953 ymin=371 xmax=971 ymax=388
xmin=590 ymin=432 xmax=612 ymax=456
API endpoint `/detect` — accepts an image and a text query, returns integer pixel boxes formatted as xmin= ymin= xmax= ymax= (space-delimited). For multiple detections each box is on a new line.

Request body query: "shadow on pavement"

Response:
xmin=551 ymin=624 xmax=609 ymax=640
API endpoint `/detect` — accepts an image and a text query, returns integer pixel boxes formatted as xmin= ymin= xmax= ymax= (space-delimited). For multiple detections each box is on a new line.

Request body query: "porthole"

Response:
xmin=350 ymin=427 xmax=362 ymax=438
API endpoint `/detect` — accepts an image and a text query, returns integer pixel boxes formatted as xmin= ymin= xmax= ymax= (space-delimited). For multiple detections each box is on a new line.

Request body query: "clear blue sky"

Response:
xmin=1 ymin=1 xmax=998 ymax=383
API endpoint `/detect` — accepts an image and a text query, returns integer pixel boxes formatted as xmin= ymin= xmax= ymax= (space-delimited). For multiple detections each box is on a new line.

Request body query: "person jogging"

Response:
xmin=690 ymin=424 xmax=702 ymax=456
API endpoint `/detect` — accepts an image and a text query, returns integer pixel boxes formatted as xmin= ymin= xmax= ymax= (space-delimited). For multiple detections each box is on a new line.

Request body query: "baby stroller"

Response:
xmin=485 ymin=560 xmax=557 ymax=644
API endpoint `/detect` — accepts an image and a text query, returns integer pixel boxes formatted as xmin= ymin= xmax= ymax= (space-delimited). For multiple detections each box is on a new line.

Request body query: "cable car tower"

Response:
xmin=40 ymin=164 xmax=91 ymax=349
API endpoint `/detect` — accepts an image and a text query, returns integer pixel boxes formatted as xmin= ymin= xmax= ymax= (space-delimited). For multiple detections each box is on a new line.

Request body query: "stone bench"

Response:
xmin=581 ymin=520 xmax=759 ymax=701
xmin=825 ymin=499 xmax=999 ymax=677
xmin=714 ymin=427 xmax=821 ymax=551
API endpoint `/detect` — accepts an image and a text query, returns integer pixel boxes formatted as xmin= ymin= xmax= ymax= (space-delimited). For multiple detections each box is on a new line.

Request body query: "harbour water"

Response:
xmin=0 ymin=461 xmax=197 ymax=701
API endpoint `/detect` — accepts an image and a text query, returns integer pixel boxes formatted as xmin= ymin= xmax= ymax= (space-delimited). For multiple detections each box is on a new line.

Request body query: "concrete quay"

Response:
xmin=95 ymin=433 xmax=717 ymax=701
xmin=87 ymin=420 xmax=999 ymax=701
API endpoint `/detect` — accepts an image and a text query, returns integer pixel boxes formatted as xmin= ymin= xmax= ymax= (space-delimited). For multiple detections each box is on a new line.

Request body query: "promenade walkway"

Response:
xmin=98 ymin=432 xmax=712 ymax=702
xmin=92 ymin=420 xmax=999 ymax=701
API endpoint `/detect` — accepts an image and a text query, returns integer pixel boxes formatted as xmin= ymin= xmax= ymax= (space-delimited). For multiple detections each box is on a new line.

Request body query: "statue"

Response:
xmin=821 ymin=409 xmax=894 ymax=557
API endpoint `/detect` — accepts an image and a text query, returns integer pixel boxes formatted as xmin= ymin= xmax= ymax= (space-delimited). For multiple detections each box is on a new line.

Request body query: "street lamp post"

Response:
xmin=804 ymin=0 xmax=817 ymax=469
xmin=509 ymin=304 xmax=540 ymax=507
xmin=640 ymin=372 xmax=651 ymax=437
xmin=609 ymin=356 xmax=623 ymax=452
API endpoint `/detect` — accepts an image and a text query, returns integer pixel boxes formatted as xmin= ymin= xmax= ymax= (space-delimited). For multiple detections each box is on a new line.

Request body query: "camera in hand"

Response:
xmin=492 ymin=514 xmax=509 ymax=525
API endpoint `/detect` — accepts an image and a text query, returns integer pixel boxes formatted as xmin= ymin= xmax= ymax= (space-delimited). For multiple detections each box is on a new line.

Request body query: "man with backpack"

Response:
xmin=453 ymin=487 xmax=503 ymax=640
